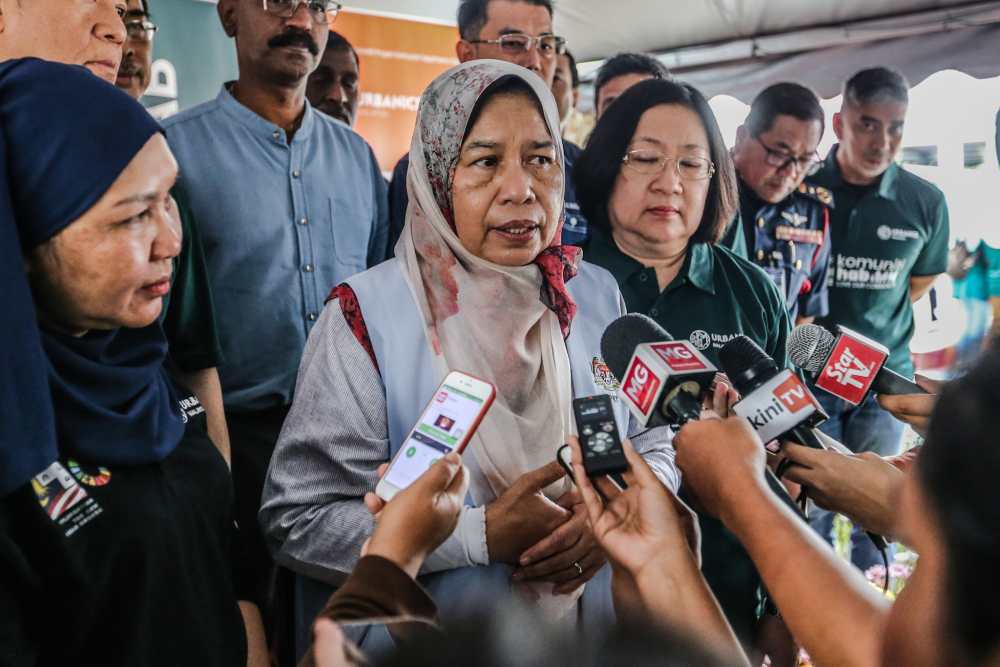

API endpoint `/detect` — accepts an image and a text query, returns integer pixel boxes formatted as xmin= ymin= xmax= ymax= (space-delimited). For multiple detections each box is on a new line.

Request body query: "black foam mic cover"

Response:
xmin=718 ymin=335 xmax=779 ymax=395
xmin=600 ymin=313 xmax=673 ymax=382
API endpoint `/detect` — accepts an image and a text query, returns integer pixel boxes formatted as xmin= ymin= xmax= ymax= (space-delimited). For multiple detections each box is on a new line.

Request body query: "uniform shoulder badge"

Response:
xmin=798 ymin=182 xmax=834 ymax=208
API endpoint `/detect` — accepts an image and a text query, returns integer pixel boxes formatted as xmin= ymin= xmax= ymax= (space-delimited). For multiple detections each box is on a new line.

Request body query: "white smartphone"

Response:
xmin=375 ymin=371 xmax=496 ymax=501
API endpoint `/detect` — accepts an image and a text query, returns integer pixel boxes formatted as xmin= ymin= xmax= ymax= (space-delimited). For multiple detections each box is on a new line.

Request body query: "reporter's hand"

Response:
xmin=674 ymin=417 xmax=767 ymax=521
xmin=362 ymin=453 xmax=469 ymax=578
xmin=876 ymin=375 xmax=940 ymax=437
xmin=570 ymin=436 xmax=693 ymax=581
xmin=485 ymin=461 xmax=571 ymax=565
xmin=512 ymin=487 xmax=606 ymax=594
xmin=705 ymin=374 xmax=740 ymax=417
xmin=780 ymin=444 xmax=904 ymax=536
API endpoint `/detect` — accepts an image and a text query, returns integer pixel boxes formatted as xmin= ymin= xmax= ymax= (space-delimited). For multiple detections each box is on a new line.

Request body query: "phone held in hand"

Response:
xmin=573 ymin=394 xmax=627 ymax=476
xmin=375 ymin=371 xmax=496 ymax=502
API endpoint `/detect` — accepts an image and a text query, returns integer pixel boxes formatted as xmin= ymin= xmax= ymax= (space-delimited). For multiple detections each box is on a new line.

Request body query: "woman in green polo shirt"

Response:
xmin=573 ymin=78 xmax=791 ymax=647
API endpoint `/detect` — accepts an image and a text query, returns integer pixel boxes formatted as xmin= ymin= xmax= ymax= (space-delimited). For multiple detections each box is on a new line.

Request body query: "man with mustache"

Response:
xmin=306 ymin=30 xmax=359 ymax=127
xmin=807 ymin=67 xmax=950 ymax=570
xmin=163 ymin=0 xmax=390 ymax=613
xmin=721 ymin=83 xmax=832 ymax=324
xmin=116 ymin=0 xmax=154 ymax=99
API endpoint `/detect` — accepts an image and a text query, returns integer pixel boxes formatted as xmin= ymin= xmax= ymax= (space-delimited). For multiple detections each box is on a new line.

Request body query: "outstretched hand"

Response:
xmin=876 ymin=374 xmax=940 ymax=437
xmin=362 ymin=453 xmax=469 ymax=578
xmin=780 ymin=444 xmax=903 ymax=536
xmin=674 ymin=416 xmax=767 ymax=522
xmin=569 ymin=436 xmax=695 ymax=580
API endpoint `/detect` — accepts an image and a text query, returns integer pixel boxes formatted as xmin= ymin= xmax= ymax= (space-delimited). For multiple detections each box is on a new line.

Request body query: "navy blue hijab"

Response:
xmin=1 ymin=59 xmax=184 ymax=492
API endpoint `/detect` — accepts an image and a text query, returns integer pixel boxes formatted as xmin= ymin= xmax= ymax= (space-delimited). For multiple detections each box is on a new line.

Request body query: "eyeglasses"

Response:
xmin=753 ymin=136 xmax=821 ymax=176
xmin=468 ymin=34 xmax=567 ymax=58
xmin=262 ymin=0 xmax=343 ymax=23
xmin=124 ymin=18 xmax=157 ymax=42
xmin=622 ymin=149 xmax=715 ymax=180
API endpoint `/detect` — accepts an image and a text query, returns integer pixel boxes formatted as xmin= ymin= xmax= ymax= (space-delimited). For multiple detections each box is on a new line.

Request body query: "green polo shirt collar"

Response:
xmin=824 ymin=144 xmax=899 ymax=201
xmin=585 ymin=226 xmax=716 ymax=295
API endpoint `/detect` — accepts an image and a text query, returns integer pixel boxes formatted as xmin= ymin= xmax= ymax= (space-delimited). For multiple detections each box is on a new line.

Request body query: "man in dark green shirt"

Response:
xmin=808 ymin=68 xmax=949 ymax=570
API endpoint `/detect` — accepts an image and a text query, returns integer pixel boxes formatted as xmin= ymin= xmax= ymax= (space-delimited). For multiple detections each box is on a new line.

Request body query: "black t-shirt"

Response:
xmin=0 ymin=395 xmax=247 ymax=667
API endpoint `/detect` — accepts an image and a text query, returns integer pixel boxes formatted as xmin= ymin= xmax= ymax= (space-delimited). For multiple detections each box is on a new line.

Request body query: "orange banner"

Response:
xmin=334 ymin=11 xmax=459 ymax=174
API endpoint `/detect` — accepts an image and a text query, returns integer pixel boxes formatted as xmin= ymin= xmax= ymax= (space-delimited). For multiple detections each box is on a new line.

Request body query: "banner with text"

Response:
xmin=334 ymin=11 xmax=458 ymax=173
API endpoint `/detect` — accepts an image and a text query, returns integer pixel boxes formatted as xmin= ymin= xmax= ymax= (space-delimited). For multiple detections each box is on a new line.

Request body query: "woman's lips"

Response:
xmin=647 ymin=206 xmax=680 ymax=218
xmin=490 ymin=221 xmax=541 ymax=244
xmin=141 ymin=278 xmax=171 ymax=297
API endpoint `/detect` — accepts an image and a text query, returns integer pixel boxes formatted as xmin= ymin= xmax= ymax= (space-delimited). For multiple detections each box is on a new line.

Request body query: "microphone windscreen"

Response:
xmin=718 ymin=335 xmax=775 ymax=394
xmin=600 ymin=313 xmax=672 ymax=381
xmin=788 ymin=324 xmax=836 ymax=373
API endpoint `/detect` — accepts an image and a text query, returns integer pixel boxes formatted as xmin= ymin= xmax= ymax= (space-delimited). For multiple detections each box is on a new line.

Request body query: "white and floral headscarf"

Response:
xmin=396 ymin=60 xmax=585 ymax=614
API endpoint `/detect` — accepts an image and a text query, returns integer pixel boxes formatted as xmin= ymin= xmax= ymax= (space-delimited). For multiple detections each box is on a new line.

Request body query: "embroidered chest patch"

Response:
xmin=31 ymin=462 xmax=103 ymax=537
xmin=592 ymin=357 xmax=620 ymax=392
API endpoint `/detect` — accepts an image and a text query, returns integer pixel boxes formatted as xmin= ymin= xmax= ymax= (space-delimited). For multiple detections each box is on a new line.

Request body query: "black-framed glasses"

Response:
xmin=753 ymin=136 xmax=821 ymax=175
xmin=262 ymin=0 xmax=342 ymax=23
xmin=622 ymin=149 xmax=715 ymax=180
xmin=124 ymin=18 xmax=157 ymax=42
xmin=468 ymin=33 xmax=567 ymax=58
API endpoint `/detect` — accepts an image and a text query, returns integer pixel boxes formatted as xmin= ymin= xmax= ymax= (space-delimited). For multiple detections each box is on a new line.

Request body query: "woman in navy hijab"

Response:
xmin=0 ymin=59 xmax=253 ymax=666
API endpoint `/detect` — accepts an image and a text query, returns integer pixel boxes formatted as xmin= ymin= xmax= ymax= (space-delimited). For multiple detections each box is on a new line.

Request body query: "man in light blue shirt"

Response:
xmin=163 ymin=0 xmax=388 ymax=611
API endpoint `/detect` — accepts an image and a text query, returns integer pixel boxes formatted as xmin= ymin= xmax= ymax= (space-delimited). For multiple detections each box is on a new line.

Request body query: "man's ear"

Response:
xmin=0 ymin=0 xmax=9 ymax=36
xmin=217 ymin=0 xmax=238 ymax=38
xmin=571 ymin=88 xmax=580 ymax=110
xmin=832 ymin=111 xmax=844 ymax=141
xmin=455 ymin=40 xmax=475 ymax=64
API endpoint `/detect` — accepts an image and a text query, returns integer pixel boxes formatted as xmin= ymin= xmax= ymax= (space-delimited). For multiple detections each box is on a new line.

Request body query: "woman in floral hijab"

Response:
xmin=261 ymin=60 xmax=681 ymax=654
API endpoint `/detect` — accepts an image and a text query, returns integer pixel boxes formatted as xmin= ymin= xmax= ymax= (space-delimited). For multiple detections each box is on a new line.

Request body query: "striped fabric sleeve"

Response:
xmin=258 ymin=302 xmax=389 ymax=582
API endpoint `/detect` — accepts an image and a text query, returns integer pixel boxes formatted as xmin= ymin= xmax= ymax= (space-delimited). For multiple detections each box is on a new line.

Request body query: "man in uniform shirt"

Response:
xmin=163 ymin=0 xmax=389 ymax=606
xmin=809 ymin=67 xmax=949 ymax=569
xmin=387 ymin=0 xmax=591 ymax=247
xmin=721 ymin=83 xmax=833 ymax=324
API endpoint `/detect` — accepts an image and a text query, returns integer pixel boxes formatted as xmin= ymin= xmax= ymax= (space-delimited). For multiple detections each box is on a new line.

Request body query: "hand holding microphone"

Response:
xmin=788 ymin=323 xmax=929 ymax=404
xmin=778 ymin=444 xmax=904 ymax=537
xmin=875 ymin=375 xmax=940 ymax=437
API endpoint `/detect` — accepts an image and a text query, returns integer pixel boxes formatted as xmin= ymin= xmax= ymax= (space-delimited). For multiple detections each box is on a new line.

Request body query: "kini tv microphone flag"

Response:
xmin=788 ymin=324 xmax=927 ymax=405
xmin=600 ymin=314 xmax=716 ymax=428
xmin=718 ymin=336 xmax=826 ymax=449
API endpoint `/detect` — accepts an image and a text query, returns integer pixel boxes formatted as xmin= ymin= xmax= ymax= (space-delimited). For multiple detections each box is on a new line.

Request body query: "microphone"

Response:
xmin=729 ymin=334 xmax=890 ymax=552
xmin=788 ymin=324 xmax=927 ymax=405
xmin=600 ymin=314 xmax=716 ymax=429
xmin=601 ymin=315 xmax=803 ymax=516
xmin=717 ymin=336 xmax=827 ymax=450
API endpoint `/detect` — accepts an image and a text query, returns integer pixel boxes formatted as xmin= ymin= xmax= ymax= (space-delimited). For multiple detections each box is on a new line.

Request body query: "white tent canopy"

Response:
xmin=347 ymin=0 xmax=1000 ymax=102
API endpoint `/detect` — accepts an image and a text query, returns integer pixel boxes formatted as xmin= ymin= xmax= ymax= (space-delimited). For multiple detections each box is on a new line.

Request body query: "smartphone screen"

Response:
xmin=382 ymin=381 xmax=488 ymax=491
